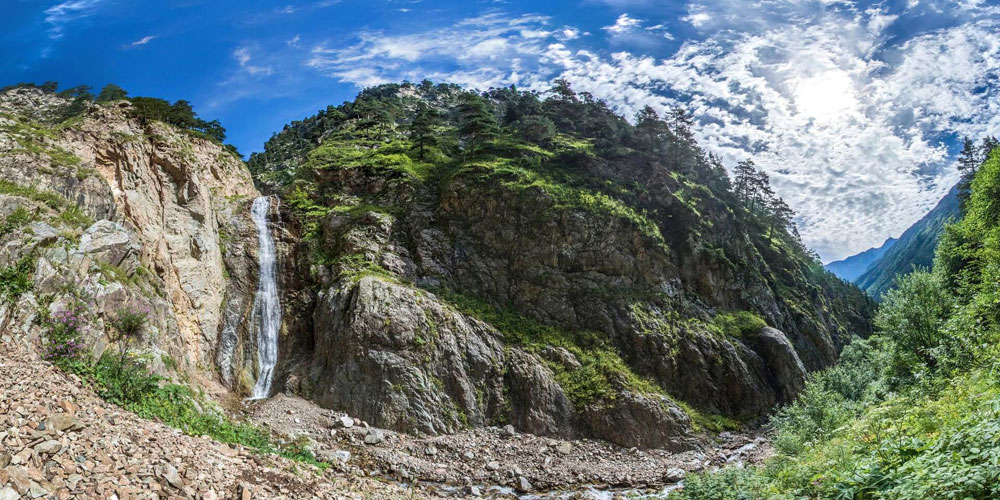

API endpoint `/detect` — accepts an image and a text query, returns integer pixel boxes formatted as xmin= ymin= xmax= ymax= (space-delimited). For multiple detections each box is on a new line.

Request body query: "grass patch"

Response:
xmin=0 ymin=179 xmax=66 ymax=209
xmin=57 ymin=351 xmax=329 ymax=473
xmin=437 ymin=289 xmax=662 ymax=408
xmin=0 ymin=255 xmax=34 ymax=304
xmin=710 ymin=310 xmax=767 ymax=338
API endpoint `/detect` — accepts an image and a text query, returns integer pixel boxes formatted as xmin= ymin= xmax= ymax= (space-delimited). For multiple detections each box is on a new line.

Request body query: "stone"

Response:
xmin=338 ymin=416 xmax=354 ymax=428
xmin=555 ymin=442 xmax=573 ymax=455
xmin=34 ymin=440 xmax=62 ymax=454
xmin=363 ymin=429 xmax=383 ymax=445
xmin=161 ymin=464 xmax=184 ymax=490
xmin=665 ymin=468 xmax=686 ymax=482
xmin=462 ymin=451 xmax=475 ymax=460
xmin=502 ymin=424 xmax=516 ymax=437
xmin=485 ymin=461 xmax=500 ymax=471
xmin=27 ymin=482 xmax=47 ymax=499
xmin=466 ymin=485 xmax=482 ymax=497
xmin=0 ymin=488 xmax=17 ymax=500
xmin=46 ymin=414 xmax=79 ymax=432
xmin=516 ymin=476 xmax=533 ymax=492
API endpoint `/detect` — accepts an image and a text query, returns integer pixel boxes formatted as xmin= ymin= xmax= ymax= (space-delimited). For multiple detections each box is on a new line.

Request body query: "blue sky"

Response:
xmin=3 ymin=0 xmax=1000 ymax=261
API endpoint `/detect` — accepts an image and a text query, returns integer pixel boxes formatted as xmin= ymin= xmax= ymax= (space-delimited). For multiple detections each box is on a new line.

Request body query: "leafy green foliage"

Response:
xmin=710 ymin=310 xmax=767 ymax=338
xmin=671 ymin=148 xmax=1000 ymax=500
xmin=0 ymin=255 xmax=34 ymax=304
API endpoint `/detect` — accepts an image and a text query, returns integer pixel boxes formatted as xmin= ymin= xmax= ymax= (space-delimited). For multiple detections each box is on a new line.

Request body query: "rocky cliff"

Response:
xmin=249 ymin=82 xmax=876 ymax=448
xmin=0 ymin=87 xmax=263 ymax=393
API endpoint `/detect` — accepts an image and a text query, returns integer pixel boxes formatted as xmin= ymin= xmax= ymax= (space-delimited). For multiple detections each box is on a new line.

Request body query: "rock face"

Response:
xmin=0 ymin=87 xmax=262 ymax=391
xmin=246 ymin=84 xmax=875 ymax=449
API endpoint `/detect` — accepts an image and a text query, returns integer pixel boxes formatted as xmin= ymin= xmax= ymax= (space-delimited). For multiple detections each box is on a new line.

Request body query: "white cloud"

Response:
xmin=44 ymin=0 xmax=102 ymax=39
xmin=129 ymin=35 xmax=156 ymax=47
xmin=297 ymin=1 xmax=1000 ymax=260
xmin=682 ymin=4 xmax=711 ymax=27
xmin=287 ymin=34 xmax=301 ymax=47
xmin=233 ymin=47 xmax=273 ymax=76
xmin=307 ymin=13 xmax=558 ymax=90
xmin=603 ymin=13 xmax=643 ymax=34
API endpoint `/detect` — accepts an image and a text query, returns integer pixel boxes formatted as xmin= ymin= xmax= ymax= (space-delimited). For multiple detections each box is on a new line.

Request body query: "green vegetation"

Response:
xmin=711 ymin=310 xmax=767 ymax=338
xmin=0 ymin=255 xmax=34 ymax=304
xmin=39 ymin=295 xmax=329 ymax=473
xmin=439 ymin=290 xmax=663 ymax=408
xmin=1 ymin=81 xmax=241 ymax=157
xmin=0 ymin=179 xmax=66 ymax=209
xmin=672 ymin=147 xmax=1000 ymax=500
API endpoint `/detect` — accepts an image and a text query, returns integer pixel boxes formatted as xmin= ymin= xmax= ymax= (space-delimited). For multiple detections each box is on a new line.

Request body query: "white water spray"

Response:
xmin=250 ymin=196 xmax=281 ymax=400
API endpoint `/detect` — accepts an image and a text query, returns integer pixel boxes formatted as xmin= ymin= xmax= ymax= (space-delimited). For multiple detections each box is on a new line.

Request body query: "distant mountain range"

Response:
xmin=825 ymin=237 xmax=897 ymax=282
xmin=825 ymin=186 xmax=960 ymax=299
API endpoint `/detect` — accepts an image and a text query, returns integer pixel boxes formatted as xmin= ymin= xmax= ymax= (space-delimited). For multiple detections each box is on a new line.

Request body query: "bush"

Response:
xmin=875 ymin=270 xmax=955 ymax=385
xmin=711 ymin=310 xmax=767 ymax=338
xmin=0 ymin=255 xmax=34 ymax=304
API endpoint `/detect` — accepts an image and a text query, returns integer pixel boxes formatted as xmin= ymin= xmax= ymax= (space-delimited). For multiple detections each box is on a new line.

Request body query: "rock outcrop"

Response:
xmin=248 ymin=82 xmax=875 ymax=449
xmin=0 ymin=87 xmax=262 ymax=391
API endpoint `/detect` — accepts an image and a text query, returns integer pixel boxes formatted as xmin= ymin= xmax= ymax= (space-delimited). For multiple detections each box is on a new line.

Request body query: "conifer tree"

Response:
xmin=409 ymin=101 xmax=438 ymax=161
xmin=457 ymin=93 xmax=497 ymax=158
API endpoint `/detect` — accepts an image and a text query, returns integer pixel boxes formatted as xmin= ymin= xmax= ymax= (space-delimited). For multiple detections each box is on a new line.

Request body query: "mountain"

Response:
xmin=0 ymin=81 xmax=876 ymax=495
xmin=248 ymin=81 xmax=874 ymax=447
xmin=824 ymin=237 xmax=897 ymax=281
xmin=855 ymin=186 xmax=960 ymax=299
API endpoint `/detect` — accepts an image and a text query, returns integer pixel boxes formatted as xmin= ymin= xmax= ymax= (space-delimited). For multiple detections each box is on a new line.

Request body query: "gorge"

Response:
xmin=0 ymin=78 xmax=993 ymax=499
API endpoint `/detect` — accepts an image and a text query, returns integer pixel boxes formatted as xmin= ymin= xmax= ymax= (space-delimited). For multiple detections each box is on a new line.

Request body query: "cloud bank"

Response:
xmin=291 ymin=1 xmax=999 ymax=261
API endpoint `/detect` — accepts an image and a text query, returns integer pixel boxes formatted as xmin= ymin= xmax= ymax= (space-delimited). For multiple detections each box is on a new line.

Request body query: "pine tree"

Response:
xmin=733 ymin=158 xmax=758 ymax=202
xmin=96 ymin=84 xmax=128 ymax=102
xmin=409 ymin=102 xmax=438 ymax=161
xmin=767 ymin=197 xmax=795 ymax=240
xmin=957 ymin=136 xmax=978 ymax=205
xmin=457 ymin=93 xmax=497 ymax=158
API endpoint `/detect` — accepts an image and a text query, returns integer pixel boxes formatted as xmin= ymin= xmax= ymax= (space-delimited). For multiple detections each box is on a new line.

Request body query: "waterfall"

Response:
xmin=249 ymin=196 xmax=281 ymax=400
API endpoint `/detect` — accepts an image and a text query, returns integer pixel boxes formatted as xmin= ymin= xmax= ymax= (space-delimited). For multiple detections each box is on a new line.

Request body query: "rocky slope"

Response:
xmin=0 ymin=86 xmax=270 ymax=394
xmin=0 ymin=326 xmax=440 ymax=499
xmin=249 ymin=82 xmax=876 ymax=449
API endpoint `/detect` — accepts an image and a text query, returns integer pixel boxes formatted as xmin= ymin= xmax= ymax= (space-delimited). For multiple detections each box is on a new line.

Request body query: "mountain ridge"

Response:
xmin=824 ymin=237 xmax=897 ymax=282
xmin=855 ymin=185 xmax=960 ymax=298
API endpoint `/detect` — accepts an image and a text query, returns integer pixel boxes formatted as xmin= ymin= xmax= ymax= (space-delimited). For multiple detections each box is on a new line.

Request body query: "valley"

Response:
xmin=0 ymin=74 xmax=996 ymax=500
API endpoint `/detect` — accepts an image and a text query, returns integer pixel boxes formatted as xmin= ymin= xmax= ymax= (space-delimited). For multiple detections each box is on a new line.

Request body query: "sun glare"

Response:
xmin=792 ymin=71 xmax=858 ymax=124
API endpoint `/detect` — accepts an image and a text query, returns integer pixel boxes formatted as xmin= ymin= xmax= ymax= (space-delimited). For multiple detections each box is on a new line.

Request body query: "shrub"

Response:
xmin=875 ymin=270 xmax=955 ymax=385
xmin=711 ymin=310 xmax=767 ymax=338
xmin=0 ymin=255 xmax=34 ymax=304
xmin=42 ymin=303 xmax=87 ymax=365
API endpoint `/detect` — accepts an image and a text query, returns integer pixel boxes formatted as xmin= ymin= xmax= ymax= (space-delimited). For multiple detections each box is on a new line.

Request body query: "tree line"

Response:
xmin=957 ymin=135 xmax=999 ymax=207
xmin=1 ymin=81 xmax=231 ymax=149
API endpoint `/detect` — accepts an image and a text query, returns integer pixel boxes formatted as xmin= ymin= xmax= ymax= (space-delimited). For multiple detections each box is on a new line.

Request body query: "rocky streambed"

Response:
xmin=245 ymin=394 xmax=773 ymax=498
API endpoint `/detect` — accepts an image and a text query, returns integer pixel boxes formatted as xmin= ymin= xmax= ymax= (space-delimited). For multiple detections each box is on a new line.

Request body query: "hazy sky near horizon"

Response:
xmin=3 ymin=0 xmax=999 ymax=261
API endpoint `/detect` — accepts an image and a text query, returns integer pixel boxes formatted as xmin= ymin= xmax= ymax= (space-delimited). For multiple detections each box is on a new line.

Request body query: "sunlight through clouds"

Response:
xmin=294 ymin=0 xmax=999 ymax=260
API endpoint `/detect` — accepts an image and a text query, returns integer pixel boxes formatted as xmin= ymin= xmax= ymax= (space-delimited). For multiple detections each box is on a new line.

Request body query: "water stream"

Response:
xmin=249 ymin=196 xmax=281 ymax=400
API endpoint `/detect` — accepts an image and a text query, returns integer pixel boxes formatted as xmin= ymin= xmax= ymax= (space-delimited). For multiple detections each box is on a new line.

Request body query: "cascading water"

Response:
xmin=249 ymin=196 xmax=281 ymax=400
